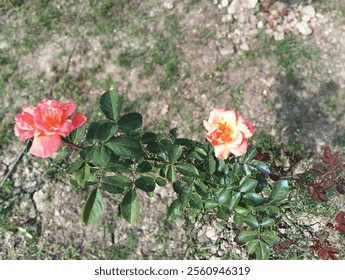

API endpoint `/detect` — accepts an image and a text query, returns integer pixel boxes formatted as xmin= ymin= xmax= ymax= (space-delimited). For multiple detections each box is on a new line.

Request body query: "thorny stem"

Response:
xmin=61 ymin=138 xmax=83 ymax=150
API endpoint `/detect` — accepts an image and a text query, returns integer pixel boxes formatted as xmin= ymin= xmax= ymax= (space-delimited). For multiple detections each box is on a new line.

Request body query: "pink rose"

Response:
xmin=203 ymin=109 xmax=254 ymax=159
xmin=15 ymin=99 xmax=87 ymax=158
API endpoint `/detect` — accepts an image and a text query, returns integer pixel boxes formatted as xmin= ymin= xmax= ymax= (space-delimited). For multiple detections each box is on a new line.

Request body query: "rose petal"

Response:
xmin=71 ymin=112 xmax=87 ymax=129
xmin=62 ymin=101 xmax=76 ymax=118
xmin=229 ymin=139 xmax=248 ymax=156
xmin=208 ymin=109 xmax=225 ymax=125
xmin=29 ymin=134 xmax=62 ymax=158
xmin=214 ymin=144 xmax=231 ymax=159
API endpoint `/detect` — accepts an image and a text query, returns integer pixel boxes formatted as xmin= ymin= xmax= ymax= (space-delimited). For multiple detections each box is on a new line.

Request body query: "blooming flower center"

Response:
xmin=218 ymin=123 xmax=233 ymax=142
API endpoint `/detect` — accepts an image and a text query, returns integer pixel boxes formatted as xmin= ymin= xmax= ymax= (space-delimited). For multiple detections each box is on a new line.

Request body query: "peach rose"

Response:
xmin=203 ymin=109 xmax=254 ymax=159
xmin=15 ymin=99 xmax=87 ymax=158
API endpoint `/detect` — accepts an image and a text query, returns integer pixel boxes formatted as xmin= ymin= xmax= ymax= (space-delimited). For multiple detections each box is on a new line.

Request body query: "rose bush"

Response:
xmin=14 ymin=99 xmax=87 ymax=158
xmin=12 ymin=91 xmax=294 ymax=260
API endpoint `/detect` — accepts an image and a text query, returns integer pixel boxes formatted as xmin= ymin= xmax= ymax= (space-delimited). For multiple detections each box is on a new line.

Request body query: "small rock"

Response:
xmin=257 ymin=21 xmax=264 ymax=28
xmin=228 ymin=0 xmax=241 ymax=14
xmin=213 ymin=0 xmax=218 ymax=4
xmin=273 ymin=32 xmax=285 ymax=41
xmin=240 ymin=42 xmax=250 ymax=51
xmin=247 ymin=0 xmax=258 ymax=9
xmin=205 ymin=227 xmax=218 ymax=241
xmin=296 ymin=21 xmax=313 ymax=35
xmin=221 ymin=14 xmax=233 ymax=23
xmin=220 ymin=45 xmax=235 ymax=56
xmin=220 ymin=0 xmax=229 ymax=8
xmin=302 ymin=15 xmax=310 ymax=23
xmin=163 ymin=0 xmax=174 ymax=10
xmin=302 ymin=5 xmax=316 ymax=18
xmin=238 ymin=14 xmax=246 ymax=23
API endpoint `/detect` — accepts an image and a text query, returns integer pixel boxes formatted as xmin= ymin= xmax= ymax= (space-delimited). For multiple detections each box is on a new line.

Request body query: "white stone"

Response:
xmin=296 ymin=21 xmax=313 ymax=35
xmin=220 ymin=45 xmax=235 ymax=56
xmin=228 ymin=0 xmax=241 ymax=14
xmin=273 ymin=32 xmax=285 ymax=41
xmin=302 ymin=5 xmax=316 ymax=18
xmin=163 ymin=1 xmax=174 ymax=10
xmin=221 ymin=0 xmax=229 ymax=8
xmin=240 ymin=42 xmax=250 ymax=51
xmin=213 ymin=0 xmax=218 ymax=4
xmin=221 ymin=14 xmax=233 ymax=23
xmin=302 ymin=15 xmax=310 ymax=22
xmin=247 ymin=0 xmax=258 ymax=8
xmin=257 ymin=21 xmax=264 ymax=28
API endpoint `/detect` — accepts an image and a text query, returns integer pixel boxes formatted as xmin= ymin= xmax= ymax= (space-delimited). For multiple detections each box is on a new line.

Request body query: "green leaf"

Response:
xmin=244 ymin=214 xmax=259 ymax=229
xmin=75 ymin=163 xmax=90 ymax=188
xmin=106 ymin=135 xmax=144 ymax=158
xmin=216 ymin=158 xmax=226 ymax=172
xmin=217 ymin=207 xmax=230 ymax=221
xmin=260 ymin=219 xmax=276 ymax=229
xmin=270 ymin=180 xmax=289 ymax=203
xmin=173 ymin=181 xmax=183 ymax=193
xmin=118 ymin=112 xmax=143 ymax=131
xmin=218 ymin=188 xmax=232 ymax=205
xmin=167 ymin=165 xmax=177 ymax=183
xmin=167 ymin=199 xmax=183 ymax=221
xmin=195 ymin=146 xmax=207 ymax=157
xmin=169 ymin=145 xmax=183 ymax=164
xmin=205 ymin=199 xmax=218 ymax=209
xmin=247 ymin=239 xmax=260 ymax=254
xmin=242 ymin=163 xmax=252 ymax=176
xmin=229 ymin=192 xmax=242 ymax=210
xmin=169 ymin=127 xmax=178 ymax=141
xmin=121 ymin=189 xmax=140 ymax=223
xmin=190 ymin=193 xmax=202 ymax=209
xmin=69 ymin=125 xmax=86 ymax=143
xmin=102 ymin=175 xmax=131 ymax=194
xmin=243 ymin=193 xmax=266 ymax=207
xmin=136 ymin=161 xmax=152 ymax=173
xmin=141 ymin=132 xmax=157 ymax=144
xmin=261 ymin=231 xmax=280 ymax=245
xmin=204 ymin=155 xmax=216 ymax=175
xmin=176 ymin=163 xmax=199 ymax=177
xmin=237 ymin=230 xmax=258 ymax=242
xmin=234 ymin=213 xmax=244 ymax=225
xmin=68 ymin=159 xmax=83 ymax=173
xmin=86 ymin=121 xmax=117 ymax=144
xmin=234 ymin=206 xmax=250 ymax=216
xmin=135 ymin=176 xmax=156 ymax=193
xmin=99 ymin=90 xmax=121 ymax=121
xmin=194 ymin=180 xmax=208 ymax=197
xmin=179 ymin=184 xmax=192 ymax=208
xmin=255 ymin=241 xmax=270 ymax=260
xmin=155 ymin=177 xmax=166 ymax=186
xmin=244 ymin=147 xmax=257 ymax=162
xmin=91 ymin=145 xmax=111 ymax=168
xmin=83 ymin=188 xmax=105 ymax=225
xmin=250 ymin=160 xmax=271 ymax=174
xmin=239 ymin=177 xmax=258 ymax=193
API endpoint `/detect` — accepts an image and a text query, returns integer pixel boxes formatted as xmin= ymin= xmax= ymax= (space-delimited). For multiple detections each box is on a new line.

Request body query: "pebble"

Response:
xmin=221 ymin=0 xmax=229 ymax=8
xmin=227 ymin=0 xmax=241 ymax=14
xmin=302 ymin=15 xmax=310 ymax=22
xmin=163 ymin=0 xmax=174 ymax=10
xmin=240 ymin=42 xmax=250 ymax=51
xmin=257 ymin=21 xmax=264 ymax=28
xmin=220 ymin=45 xmax=235 ymax=56
xmin=248 ymin=0 xmax=258 ymax=9
xmin=296 ymin=21 xmax=313 ymax=35
xmin=274 ymin=32 xmax=285 ymax=41
xmin=302 ymin=5 xmax=316 ymax=18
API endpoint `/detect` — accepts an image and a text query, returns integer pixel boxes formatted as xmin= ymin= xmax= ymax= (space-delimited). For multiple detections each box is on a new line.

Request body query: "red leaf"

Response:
xmin=318 ymin=192 xmax=328 ymax=202
xmin=337 ymin=224 xmax=345 ymax=234
xmin=324 ymin=147 xmax=331 ymax=158
xmin=336 ymin=183 xmax=345 ymax=194
xmin=335 ymin=211 xmax=345 ymax=224
xmin=323 ymin=179 xmax=334 ymax=189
